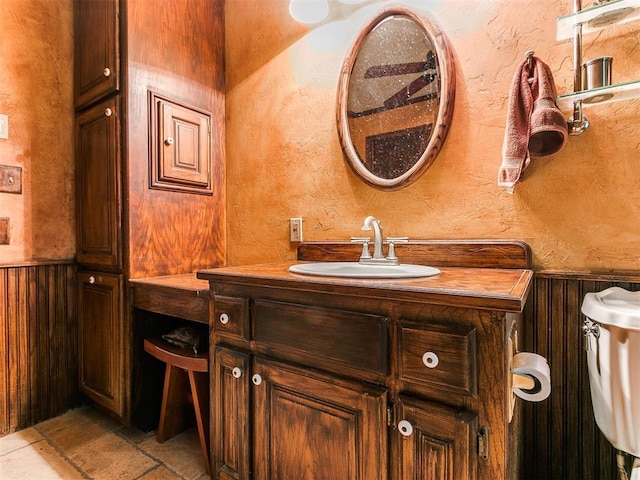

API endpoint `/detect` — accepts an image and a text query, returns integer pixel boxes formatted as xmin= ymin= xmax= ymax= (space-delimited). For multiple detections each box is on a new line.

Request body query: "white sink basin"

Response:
xmin=288 ymin=262 xmax=441 ymax=279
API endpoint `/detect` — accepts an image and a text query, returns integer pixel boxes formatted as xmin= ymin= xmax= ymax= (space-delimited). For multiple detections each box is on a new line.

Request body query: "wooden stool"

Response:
xmin=143 ymin=337 xmax=210 ymax=474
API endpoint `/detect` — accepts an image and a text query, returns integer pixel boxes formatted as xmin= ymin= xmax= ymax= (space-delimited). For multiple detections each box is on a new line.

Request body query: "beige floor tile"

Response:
xmin=138 ymin=464 xmax=183 ymax=479
xmin=67 ymin=431 xmax=158 ymax=480
xmin=0 ymin=427 xmax=43 ymax=456
xmin=138 ymin=427 xmax=208 ymax=480
xmin=0 ymin=438 xmax=84 ymax=480
xmin=36 ymin=406 xmax=121 ymax=452
xmin=116 ymin=425 xmax=156 ymax=445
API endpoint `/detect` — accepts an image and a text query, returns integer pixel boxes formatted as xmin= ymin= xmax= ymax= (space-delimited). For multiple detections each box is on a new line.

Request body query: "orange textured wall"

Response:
xmin=0 ymin=0 xmax=75 ymax=263
xmin=225 ymin=0 xmax=640 ymax=271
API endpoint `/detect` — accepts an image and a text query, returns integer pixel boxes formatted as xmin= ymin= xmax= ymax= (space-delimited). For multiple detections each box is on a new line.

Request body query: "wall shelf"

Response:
xmin=557 ymin=79 xmax=640 ymax=110
xmin=557 ymin=0 xmax=640 ymax=40
xmin=556 ymin=0 xmax=640 ymax=133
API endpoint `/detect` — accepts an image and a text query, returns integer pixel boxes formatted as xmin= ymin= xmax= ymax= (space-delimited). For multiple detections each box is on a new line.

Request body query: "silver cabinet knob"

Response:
xmin=103 ymin=67 xmax=111 ymax=77
xmin=422 ymin=351 xmax=439 ymax=369
xmin=104 ymin=108 xmax=112 ymax=117
xmin=88 ymin=276 xmax=95 ymax=284
xmin=252 ymin=374 xmax=262 ymax=386
xmin=232 ymin=367 xmax=242 ymax=379
xmin=164 ymin=137 xmax=174 ymax=146
xmin=398 ymin=420 xmax=413 ymax=437
xmin=219 ymin=313 xmax=229 ymax=324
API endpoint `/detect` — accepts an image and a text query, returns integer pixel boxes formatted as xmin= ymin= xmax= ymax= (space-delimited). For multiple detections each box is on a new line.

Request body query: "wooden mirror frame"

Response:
xmin=336 ymin=6 xmax=455 ymax=191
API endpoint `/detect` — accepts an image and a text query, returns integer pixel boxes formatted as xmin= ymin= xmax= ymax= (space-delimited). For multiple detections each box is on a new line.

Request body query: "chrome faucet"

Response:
xmin=362 ymin=216 xmax=385 ymax=260
xmin=356 ymin=216 xmax=407 ymax=265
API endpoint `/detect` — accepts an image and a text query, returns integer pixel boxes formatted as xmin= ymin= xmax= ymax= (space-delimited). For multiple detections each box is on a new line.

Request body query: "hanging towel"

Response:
xmin=498 ymin=56 xmax=568 ymax=190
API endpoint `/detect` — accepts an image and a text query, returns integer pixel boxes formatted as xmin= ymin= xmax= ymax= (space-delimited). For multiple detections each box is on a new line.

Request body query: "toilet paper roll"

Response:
xmin=511 ymin=352 xmax=551 ymax=402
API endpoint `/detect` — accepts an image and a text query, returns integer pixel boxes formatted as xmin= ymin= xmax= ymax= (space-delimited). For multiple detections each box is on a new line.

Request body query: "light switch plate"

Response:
xmin=0 ymin=165 xmax=22 ymax=194
xmin=0 ymin=114 xmax=8 ymax=139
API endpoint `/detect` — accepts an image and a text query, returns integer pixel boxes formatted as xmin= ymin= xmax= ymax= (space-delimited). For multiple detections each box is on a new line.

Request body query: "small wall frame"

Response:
xmin=149 ymin=91 xmax=213 ymax=195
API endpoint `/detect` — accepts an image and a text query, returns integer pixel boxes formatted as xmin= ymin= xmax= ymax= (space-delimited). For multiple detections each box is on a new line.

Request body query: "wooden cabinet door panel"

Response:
xmin=252 ymin=357 xmax=387 ymax=480
xmin=78 ymin=271 xmax=124 ymax=417
xmin=75 ymin=0 xmax=119 ymax=109
xmin=212 ymin=346 xmax=251 ymax=480
xmin=396 ymin=395 xmax=478 ymax=480
xmin=76 ymin=97 xmax=122 ymax=268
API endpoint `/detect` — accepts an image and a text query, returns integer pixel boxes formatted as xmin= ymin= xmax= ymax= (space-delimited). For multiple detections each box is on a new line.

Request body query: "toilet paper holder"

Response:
xmin=512 ymin=372 xmax=536 ymax=390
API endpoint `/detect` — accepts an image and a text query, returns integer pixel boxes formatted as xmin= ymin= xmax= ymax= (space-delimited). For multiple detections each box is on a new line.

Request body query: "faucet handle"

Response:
xmin=385 ymin=236 xmax=409 ymax=243
xmin=350 ymin=237 xmax=372 ymax=260
xmin=385 ymin=237 xmax=408 ymax=262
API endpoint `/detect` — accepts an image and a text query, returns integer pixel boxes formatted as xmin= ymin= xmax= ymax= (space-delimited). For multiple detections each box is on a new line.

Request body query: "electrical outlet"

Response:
xmin=290 ymin=217 xmax=303 ymax=242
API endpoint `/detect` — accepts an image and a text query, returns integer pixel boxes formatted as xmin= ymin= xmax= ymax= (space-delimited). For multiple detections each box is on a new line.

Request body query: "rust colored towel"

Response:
xmin=498 ymin=56 xmax=567 ymax=190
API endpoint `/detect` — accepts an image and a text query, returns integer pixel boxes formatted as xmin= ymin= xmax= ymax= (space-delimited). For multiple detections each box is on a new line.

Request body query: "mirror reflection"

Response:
xmin=337 ymin=7 xmax=455 ymax=190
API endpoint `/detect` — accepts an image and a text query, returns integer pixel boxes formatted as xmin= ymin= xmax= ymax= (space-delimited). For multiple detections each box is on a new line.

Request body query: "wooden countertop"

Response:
xmin=130 ymin=273 xmax=210 ymax=323
xmin=129 ymin=273 xmax=210 ymax=295
xmin=198 ymin=262 xmax=533 ymax=313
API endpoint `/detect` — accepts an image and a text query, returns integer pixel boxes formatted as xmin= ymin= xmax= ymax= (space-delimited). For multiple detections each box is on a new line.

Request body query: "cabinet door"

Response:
xmin=78 ymin=271 xmax=124 ymax=417
xmin=252 ymin=357 xmax=387 ymax=480
xmin=75 ymin=0 xmax=119 ymax=109
xmin=76 ymin=97 xmax=122 ymax=269
xmin=212 ymin=346 xmax=251 ymax=480
xmin=396 ymin=395 xmax=478 ymax=480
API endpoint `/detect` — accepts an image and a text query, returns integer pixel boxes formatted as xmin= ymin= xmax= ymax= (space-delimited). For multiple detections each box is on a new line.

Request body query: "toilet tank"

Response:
xmin=582 ymin=287 xmax=640 ymax=457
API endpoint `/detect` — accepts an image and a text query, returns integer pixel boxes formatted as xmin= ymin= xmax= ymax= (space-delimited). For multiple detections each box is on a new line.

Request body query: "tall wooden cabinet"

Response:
xmin=74 ymin=0 xmax=225 ymax=423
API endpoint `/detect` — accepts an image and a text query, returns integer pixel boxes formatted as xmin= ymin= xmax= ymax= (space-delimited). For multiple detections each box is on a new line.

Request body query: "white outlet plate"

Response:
xmin=290 ymin=217 xmax=303 ymax=242
xmin=0 ymin=114 xmax=7 ymax=140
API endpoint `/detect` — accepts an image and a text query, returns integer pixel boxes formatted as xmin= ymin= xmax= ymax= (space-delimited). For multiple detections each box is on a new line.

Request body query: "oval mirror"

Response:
xmin=337 ymin=7 xmax=455 ymax=190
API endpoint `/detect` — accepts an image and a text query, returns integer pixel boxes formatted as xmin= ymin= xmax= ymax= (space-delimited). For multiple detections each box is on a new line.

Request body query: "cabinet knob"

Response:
xmin=251 ymin=374 xmax=263 ymax=386
xmin=422 ymin=351 xmax=439 ymax=369
xmin=103 ymin=67 xmax=111 ymax=77
xmin=164 ymin=137 xmax=174 ymax=146
xmin=219 ymin=313 xmax=230 ymax=325
xmin=88 ymin=275 xmax=95 ymax=284
xmin=397 ymin=420 xmax=414 ymax=437
xmin=104 ymin=108 xmax=112 ymax=117
xmin=232 ymin=367 xmax=242 ymax=379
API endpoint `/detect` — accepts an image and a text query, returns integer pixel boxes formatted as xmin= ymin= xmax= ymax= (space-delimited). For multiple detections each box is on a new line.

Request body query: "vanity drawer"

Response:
xmin=213 ymin=295 xmax=249 ymax=341
xmin=398 ymin=319 xmax=477 ymax=397
xmin=253 ymin=299 xmax=389 ymax=377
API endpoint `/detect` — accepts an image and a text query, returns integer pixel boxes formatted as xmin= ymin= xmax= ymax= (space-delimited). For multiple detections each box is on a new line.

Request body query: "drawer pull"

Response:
xmin=252 ymin=374 xmax=263 ymax=386
xmin=232 ymin=367 xmax=242 ymax=379
xmin=103 ymin=67 xmax=111 ymax=77
xmin=422 ymin=351 xmax=439 ymax=369
xmin=219 ymin=313 xmax=230 ymax=324
xmin=88 ymin=275 xmax=96 ymax=284
xmin=398 ymin=420 xmax=413 ymax=437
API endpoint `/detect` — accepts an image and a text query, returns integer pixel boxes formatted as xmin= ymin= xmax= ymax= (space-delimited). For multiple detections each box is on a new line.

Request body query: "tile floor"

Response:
xmin=0 ymin=405 xmax=210 ymax=480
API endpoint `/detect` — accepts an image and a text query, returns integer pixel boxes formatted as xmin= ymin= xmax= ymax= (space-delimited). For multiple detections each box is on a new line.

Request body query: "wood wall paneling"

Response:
xmin=0 ymin=262 xmax=78 ymax=436
xmin=521 ymin=273 xmax=640 ymax=480
xmin=0 ymin=258 xmax=638 ymax=480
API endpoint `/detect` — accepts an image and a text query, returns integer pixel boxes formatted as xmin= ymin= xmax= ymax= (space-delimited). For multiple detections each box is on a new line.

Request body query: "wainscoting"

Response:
xmin=1 ymin=260 xmax=638 ymax=480
xmin=0 ymin=260 xmax=78 ymax=436
xmin=521 ymin=272 xmax=640 ymax=480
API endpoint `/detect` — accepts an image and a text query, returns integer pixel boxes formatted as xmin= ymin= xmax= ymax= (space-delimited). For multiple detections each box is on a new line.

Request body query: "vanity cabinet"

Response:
xmin=201 ymin=242 xmax=533 ymax=480
xmin=74 ymin=0 xmax=225 ymax=423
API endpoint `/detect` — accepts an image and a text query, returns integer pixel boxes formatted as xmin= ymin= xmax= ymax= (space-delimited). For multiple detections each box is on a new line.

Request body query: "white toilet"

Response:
xmin=582 ymin=287 xmax=640 ymax=480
